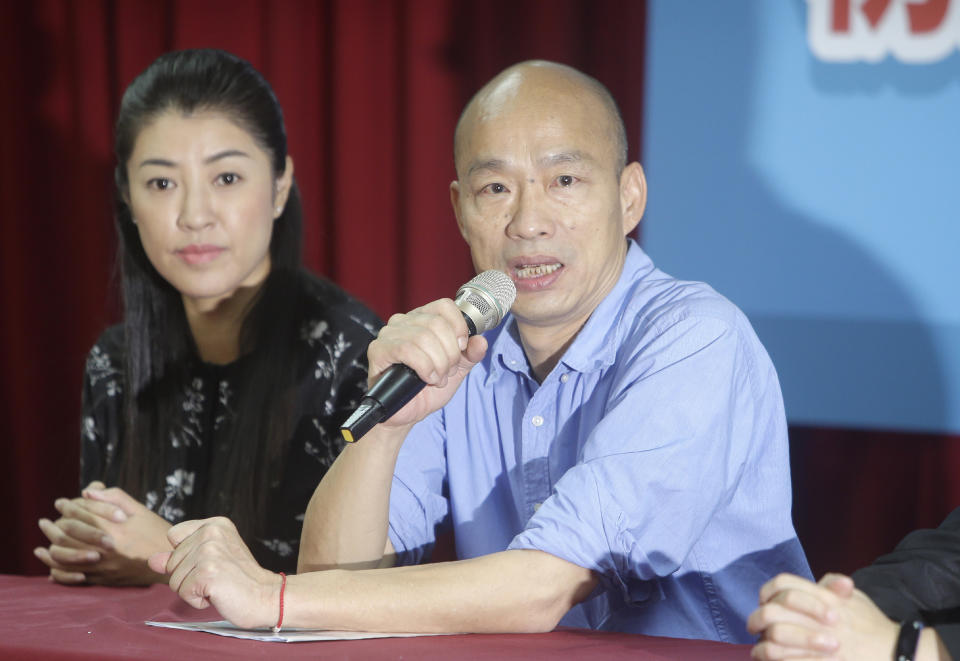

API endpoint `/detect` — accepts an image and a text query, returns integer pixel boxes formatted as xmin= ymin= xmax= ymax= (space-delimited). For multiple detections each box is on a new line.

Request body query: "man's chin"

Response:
xmin=511 ymin=296 xmax=574 ymax=328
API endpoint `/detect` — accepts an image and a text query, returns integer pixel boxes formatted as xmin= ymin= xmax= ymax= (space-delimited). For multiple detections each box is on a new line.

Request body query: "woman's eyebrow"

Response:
xmin=204 ymin=149 xmax=250 ymax=164
xmin=137 ymin=149 xmax=251 ymax=169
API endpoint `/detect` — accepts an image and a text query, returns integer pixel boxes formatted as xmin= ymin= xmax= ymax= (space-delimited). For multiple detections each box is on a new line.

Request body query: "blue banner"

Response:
xmin=642 ymin=0 xmax=960 ymax=432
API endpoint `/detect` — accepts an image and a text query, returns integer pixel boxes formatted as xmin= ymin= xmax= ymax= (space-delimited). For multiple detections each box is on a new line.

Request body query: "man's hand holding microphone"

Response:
xmin=148 ymin=271 xmax=517 ymax=630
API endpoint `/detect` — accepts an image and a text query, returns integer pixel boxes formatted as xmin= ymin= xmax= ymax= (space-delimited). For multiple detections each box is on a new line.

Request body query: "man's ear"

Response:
xmin=450 ymin=180 xmax=469 ymax=241
xmin=619 ymin=162 xmax=647 ymax=235
xmin=274 ymin=155 xmax=295 ymax=217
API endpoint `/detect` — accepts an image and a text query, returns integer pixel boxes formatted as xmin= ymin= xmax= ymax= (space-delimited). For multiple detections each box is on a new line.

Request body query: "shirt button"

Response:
xmin=531 ymin=415 xmax=544 ymax=427
xmin=560 ymin=373 xmax=570 ymax=383
xmin=533 ymin=502 xmax=542 ymax=511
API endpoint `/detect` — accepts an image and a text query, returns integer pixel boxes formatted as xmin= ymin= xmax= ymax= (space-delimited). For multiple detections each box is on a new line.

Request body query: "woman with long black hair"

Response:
xmin=34 ymin=49 xmax=381 ymax=584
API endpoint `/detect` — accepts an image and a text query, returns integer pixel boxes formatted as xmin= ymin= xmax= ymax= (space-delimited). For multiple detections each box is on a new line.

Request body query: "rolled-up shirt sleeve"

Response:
xmin=508 ymin=313 xmax=770 ymax=605
xmin=387 ymin=409 xmax=451 ymax=566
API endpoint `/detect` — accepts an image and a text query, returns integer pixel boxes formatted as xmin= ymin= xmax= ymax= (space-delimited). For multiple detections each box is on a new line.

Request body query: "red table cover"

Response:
xmin=0 ymin=574 xmax=751 ymax=660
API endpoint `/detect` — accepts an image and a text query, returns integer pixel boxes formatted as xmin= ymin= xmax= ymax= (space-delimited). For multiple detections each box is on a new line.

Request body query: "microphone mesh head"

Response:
xmin=456 ymin=270 xmax=517 ymax=333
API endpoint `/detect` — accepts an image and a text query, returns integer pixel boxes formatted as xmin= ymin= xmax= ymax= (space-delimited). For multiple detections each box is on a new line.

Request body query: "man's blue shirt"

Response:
xmin=387 ymin=239 xmax=811 ymax=642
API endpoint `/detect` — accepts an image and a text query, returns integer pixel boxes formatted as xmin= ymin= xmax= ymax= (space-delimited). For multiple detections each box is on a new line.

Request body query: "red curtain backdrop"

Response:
xmin=2 ymin=0 xmax=956 ymax=582
xmin=0 ymin=0 xmax=647 ymax=575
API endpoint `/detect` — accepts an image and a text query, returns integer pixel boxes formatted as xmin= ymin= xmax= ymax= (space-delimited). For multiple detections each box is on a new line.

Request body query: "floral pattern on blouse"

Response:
xmin=79 ymin=275 xmax=382 ymax=572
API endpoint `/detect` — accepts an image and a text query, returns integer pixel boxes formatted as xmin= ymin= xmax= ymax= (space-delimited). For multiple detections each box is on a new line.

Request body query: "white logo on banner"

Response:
xmin=807 ymin=0 xmax=960 ymax=62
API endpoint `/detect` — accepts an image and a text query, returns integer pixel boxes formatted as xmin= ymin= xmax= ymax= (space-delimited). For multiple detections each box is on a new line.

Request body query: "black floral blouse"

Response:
xmin=79 ymin=275 xmax=382 ymax=572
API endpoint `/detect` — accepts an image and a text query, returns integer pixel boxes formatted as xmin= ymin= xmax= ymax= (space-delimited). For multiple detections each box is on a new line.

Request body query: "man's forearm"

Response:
xmin=298 ymin=424 xmax=409 ymax=572
xmin=285 ymin=549 xmax=598 ymax=633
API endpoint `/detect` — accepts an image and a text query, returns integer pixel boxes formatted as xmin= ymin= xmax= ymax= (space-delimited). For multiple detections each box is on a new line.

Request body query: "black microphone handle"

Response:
xmin=367 ymin=363 xmax=426 ymax=420
xmin=340 ymin=311 xmax=477 ymax=443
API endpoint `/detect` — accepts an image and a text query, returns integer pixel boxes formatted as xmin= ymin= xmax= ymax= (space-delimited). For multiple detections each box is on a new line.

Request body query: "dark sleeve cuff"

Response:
xmin=933 ymin=622 xmax=960 ymax=659
xmin=853 ymin=508 xmax=960 ymax=621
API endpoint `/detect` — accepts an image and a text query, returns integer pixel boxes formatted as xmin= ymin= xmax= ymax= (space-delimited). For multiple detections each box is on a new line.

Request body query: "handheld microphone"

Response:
xmin=340 ymin=270 xmax=517 ymax=443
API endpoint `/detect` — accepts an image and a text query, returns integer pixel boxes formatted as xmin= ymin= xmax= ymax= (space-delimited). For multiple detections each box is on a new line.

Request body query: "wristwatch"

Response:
xmin=895 ymin=619 xmax=924 ymax=661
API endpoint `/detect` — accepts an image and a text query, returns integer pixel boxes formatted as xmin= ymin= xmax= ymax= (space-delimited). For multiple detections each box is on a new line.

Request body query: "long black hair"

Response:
xmin=113 ymin=49 xmax=306 ymax=540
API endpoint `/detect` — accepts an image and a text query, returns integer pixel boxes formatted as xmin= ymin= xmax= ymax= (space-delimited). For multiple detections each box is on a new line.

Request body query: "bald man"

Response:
xmin=150 ymin=61 xmax=810 ymax=641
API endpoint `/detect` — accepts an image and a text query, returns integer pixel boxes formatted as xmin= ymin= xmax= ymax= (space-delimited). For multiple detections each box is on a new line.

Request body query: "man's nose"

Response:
xmin=506 ymin=184 xmax=555 ymax=240
xmin=177 ymin=186 xmax=214 ymax=231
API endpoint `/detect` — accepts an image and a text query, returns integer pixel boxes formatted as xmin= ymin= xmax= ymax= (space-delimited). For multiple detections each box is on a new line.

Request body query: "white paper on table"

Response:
xmin=146 ymin=620 xmax=453 ymax=643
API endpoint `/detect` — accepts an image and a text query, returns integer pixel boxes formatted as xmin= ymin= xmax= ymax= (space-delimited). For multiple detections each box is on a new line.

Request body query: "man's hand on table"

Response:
xmin=149 ymin=517 xmax=281 ymax=630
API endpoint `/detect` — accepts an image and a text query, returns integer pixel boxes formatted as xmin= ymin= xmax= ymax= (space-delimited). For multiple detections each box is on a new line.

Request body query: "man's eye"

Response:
xmin=481 ymin=182 xmax=507 ymax=195
xmin=556 ymin=175 xmax=576 ymax=187
xmin=148 ymin=178 xmax=173 ymax=191
xmin=217 ymin=173 xmax=240 ymax=185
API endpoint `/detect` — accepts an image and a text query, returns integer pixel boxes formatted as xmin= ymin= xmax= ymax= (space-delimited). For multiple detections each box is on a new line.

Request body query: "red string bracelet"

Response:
xmin=272 ymin=572 xmax=287 ymax=633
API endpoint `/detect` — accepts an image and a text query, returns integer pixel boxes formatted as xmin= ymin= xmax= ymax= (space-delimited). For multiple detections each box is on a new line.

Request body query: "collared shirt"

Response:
xmin=387 ymin=239 xmax=811 ymax=642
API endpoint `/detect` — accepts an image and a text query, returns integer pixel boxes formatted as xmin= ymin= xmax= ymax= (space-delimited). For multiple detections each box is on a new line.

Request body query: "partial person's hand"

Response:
xmin=149 ymin=517 xmax=281 ymax=630
xmin=367 ymin=299 xmax=488 ymax=428
xmin=34 ymin=482 xmax=172 ymax=586
xmin=35 ymin=481 xmax=115 ymax=583
xmin=749 ymin=572 xmax=898 ymax=660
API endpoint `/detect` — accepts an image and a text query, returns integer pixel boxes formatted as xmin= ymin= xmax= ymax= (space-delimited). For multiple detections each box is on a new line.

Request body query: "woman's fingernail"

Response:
xmin=112 ymin=509 xmax=127 ymax=522
xmin=101 ymin=536 xmax=115 ymax=550
xmin=86 ymin=551 xmax=100 ymax=562
xmin=458 ymin=336 xmax=467 ymax=351
xmin=814 ymin=634 xmax=838 ymax=649
xmin=33 ymin=547 xmax=43 ymax=558
xmin=428 ymin=371 xmax=439 ymax=384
